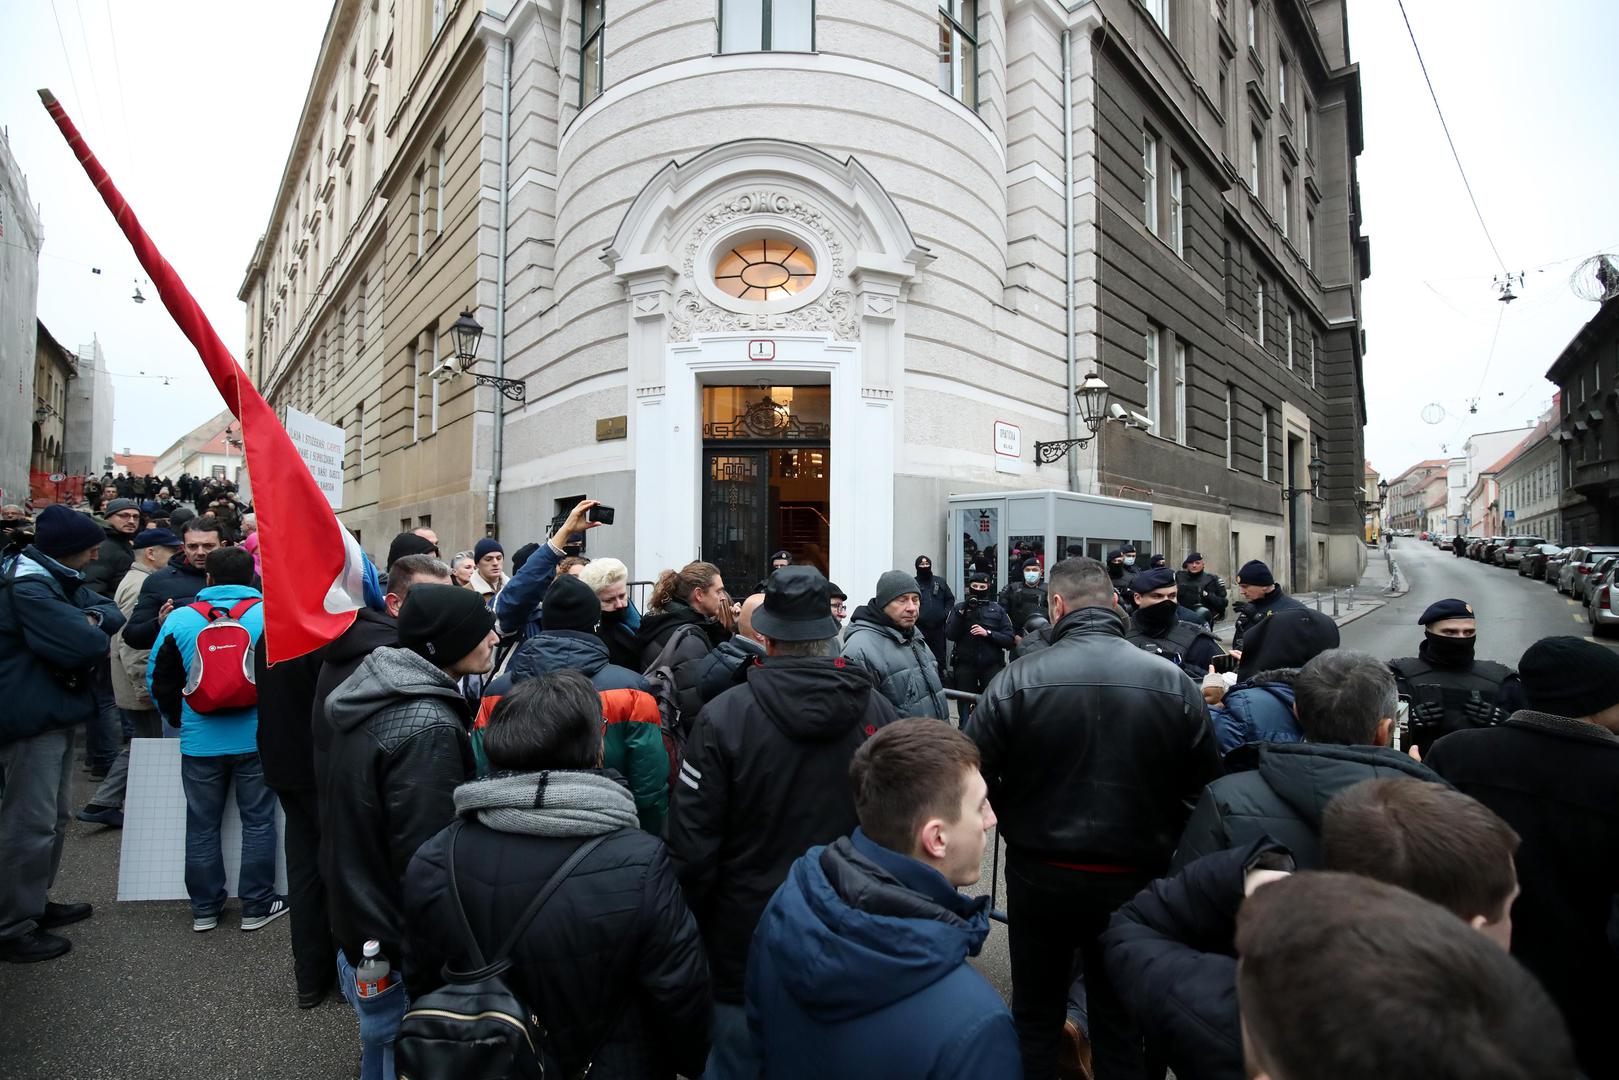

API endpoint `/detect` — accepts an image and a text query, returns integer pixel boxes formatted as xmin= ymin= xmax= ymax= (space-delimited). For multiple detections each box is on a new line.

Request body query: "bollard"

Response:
xmin=1332 ymin=588 xmax=1340 ymax=617
xmin=1314 ymin=591 xmax=1322 ymax=611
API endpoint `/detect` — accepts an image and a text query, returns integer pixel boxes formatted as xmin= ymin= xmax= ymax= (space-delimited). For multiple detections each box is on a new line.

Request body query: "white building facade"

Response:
xmin=63 ymin=335 xmax=115 ymax=476
xmin=0 ymin=128 xmax=42 ymax=505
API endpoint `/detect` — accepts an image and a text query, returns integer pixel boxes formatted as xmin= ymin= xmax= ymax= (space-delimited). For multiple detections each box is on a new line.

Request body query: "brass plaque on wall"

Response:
xmin=596 ymin=415 xmax=628 ymax=441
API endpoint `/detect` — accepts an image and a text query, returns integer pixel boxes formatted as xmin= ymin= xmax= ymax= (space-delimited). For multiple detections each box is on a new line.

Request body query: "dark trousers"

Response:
xmin=921 ymin=623 xmax=948 ymax=673
xmin=1006 ymin=851 xmax=1151 ymax=1080
xmin=280 ymin=787 xmax=335 ymax=996
xmin=951 ymin=664 xmax=1001 ymax=728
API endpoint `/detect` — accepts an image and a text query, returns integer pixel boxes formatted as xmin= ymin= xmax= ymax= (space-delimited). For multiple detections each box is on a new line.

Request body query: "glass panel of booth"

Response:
xmin=945 ymin=490 xmax=1156 ymax=602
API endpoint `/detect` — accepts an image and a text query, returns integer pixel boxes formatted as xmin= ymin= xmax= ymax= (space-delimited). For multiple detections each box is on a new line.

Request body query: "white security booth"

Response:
xmin=946 ymin=489 xmax=1155 ymax=599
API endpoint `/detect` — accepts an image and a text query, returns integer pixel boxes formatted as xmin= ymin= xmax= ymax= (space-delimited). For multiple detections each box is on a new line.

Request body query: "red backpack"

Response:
xmin=181 ymin=599 xmax=261 ymax=713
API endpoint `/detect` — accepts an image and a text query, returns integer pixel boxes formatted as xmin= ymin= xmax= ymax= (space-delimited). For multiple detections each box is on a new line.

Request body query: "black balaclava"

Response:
xmin=915 ymin=555 xmax=934 ymax=582
xmin=1420 ymin=632 xmax=1476 ymax=668
xmin=1134 ymin=597 xmax=1178 ymax=634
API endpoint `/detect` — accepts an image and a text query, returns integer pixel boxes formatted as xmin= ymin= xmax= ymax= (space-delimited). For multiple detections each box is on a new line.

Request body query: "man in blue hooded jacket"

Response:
xmin=747 ymin=717 xmax=1021 ymax=1078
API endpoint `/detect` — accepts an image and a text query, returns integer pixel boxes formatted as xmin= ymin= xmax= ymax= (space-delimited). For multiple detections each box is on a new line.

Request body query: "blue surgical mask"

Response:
xmin=1123 ymin=556 xmax=1137 ymax=567
xmin=1024 ymin=570 xmax=1040 ymax=585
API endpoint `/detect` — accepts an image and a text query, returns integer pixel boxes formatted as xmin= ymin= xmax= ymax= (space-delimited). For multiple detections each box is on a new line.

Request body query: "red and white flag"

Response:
xmin=40 ymin=89 xmax=364 ymax=662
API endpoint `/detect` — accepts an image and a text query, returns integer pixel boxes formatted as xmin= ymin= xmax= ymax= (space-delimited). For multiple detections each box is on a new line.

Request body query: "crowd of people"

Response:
xmin=0 ymin=490 xmax=1615 ymax=1080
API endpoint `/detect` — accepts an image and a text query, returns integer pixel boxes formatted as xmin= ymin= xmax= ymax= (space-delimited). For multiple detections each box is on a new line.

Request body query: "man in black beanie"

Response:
xmin=319 ymin=584 xmax=491 ymax=1075
xmin=1230 ymin=559 xmax=1304 ymax=655
xmin=1426 ymin=635 xmax=1619 ymax=1079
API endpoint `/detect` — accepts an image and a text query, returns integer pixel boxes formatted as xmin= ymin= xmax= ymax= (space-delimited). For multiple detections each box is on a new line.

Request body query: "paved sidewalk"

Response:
xmin=1212 ymin=549 xmax=1392 ymax=646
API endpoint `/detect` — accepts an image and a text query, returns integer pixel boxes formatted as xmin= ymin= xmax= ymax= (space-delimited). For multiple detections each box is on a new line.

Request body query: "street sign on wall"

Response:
xmin=994 ymin=420 xmax=1021 ymax=457
xmin=285 ymin=407 xmax=346 ymax=509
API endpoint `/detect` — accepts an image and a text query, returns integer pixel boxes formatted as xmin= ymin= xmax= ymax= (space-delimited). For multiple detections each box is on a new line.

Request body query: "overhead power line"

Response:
xmin=1396 ymin=0 xmax=1511 ymax=275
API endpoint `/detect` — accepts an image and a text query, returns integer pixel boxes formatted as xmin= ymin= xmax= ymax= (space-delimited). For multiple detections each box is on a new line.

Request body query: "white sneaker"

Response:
xmin=241 ymin=898 xmax=289 ymax=932
xmin=193 ymin=915 xmax=218 ymax=932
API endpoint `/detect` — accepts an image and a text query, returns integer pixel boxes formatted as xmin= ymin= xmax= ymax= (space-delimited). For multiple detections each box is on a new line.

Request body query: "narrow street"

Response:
xmin=1341 ymin=539 xmax=1605 ymax=665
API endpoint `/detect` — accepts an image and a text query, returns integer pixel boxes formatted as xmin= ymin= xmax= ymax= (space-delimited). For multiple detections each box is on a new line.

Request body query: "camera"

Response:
xmin=586 ymin=504 xmax=615 ymax=525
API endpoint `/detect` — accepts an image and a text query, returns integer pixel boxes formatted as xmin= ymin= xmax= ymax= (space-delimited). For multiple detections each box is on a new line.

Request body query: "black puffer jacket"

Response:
xmin=692 ymin=634 xmax=765 ymax=705
xmin=1171 ymin=741 xmax=1443 ymax=872
xmin=1101 ymin=838 xmax=1291 ymax=1080
xmin=968 ymin=607 xmax=1219 ymax=870
xmin=403 ymin=814 xmax=711 ymax=1079
xmin=1230 ymin=586 xmax=1305 ymax=658
xmin=319 ymin=645 xmax=474 ymax=962
xmin=635 ymin=600 xmax=727 ymax=672
xmin=311 ymin=607 xmax=398 ymax=789
xmin=665 ymin=655 xmax=898 ymax=1002
xmin=121 ymin=552 xmax=208 ymax=649
xmin=83 ymin=526 xmax=134 ymax=598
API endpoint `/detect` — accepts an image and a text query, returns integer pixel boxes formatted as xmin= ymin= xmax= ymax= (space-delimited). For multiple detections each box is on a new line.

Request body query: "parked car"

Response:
xmin=1544 ymin=547 xmax=1573 ymax=585
xmin=1582 ymin=555 xmax=1619 ymax=606
xmin=1558 ymin=546 xmax=1619 ymax=595
xmin=1518 ymin=544 xmax=1562 ymax=578
xmin=1495 ymin=536 xmax=1547 ymax=567
xmin=1479 ymin=537 xmax=1510 ymax=563
xmin=1591 ymin=564 xmax=1619 ymax=637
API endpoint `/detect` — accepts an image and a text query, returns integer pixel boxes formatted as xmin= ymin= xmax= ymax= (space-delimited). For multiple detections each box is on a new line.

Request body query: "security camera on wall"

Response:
xmin=1108 ymin=403 xmax=1128 ymax=421
xmin=1130 ymin=410 xmax=1153 ymax=429
xmin=431 ymin=359 xmax=457 ymax=384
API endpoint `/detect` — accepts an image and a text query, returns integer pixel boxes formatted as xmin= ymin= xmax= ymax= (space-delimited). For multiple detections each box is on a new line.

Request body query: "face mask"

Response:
xmin=1023 ymin=570 xmax=1040 ymax=586
xmin=1123 ymin=556 xmax=1137 ymax=567
xmin=1423 ymin=631 xmax=1476 ymax=666
xmin=968 ymin=588 xmax=989 ymax=602
xmin=1135 ymin=599 xmax=1178 ymax=633
xmin=916 ymin=564 xmax=933 ymax=580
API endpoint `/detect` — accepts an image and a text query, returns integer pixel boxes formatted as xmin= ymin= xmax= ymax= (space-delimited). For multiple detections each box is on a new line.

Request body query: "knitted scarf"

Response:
xmin=453 ymin=768 xmax=640 ymax=837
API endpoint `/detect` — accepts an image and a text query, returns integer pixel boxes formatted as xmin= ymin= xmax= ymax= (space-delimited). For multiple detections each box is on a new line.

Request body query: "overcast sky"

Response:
xmin=3 ymin=0 xmax=1616 ymax=479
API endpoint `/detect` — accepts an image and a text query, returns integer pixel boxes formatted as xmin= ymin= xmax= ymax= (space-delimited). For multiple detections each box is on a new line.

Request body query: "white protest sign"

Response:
xmin=285 ymin=406 xmax=346 ymax=509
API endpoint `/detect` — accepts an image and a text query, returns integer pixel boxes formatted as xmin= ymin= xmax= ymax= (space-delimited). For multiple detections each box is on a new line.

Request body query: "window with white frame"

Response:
xmin=1226 ymin=384 xmax=1236 ymax=467
xmin=1170 ymin=161 xmax=1185 ymax=257
xmin=1305 ymin=209 xmax=1314 ymax=267
xmin=1247 ymin=0 xmax=1257 ymax=49
xmin=428 ymin=329 xmax=440 ymax=435
xmin=1174 ymin=341 xmax=1188 ymax=445
xmin=1261 ymin=407 xmax=1272 ymax=480
xmin=430 ymin=0 xmax=446 ymax=38
xmin=415 ymin=165 xmax=428 ymax=256
xmin=581 ymin=0 xmax=605 ymax=106
xmin=412 ymin=343 xmax=425 ymax=442
xmin=1303 ymin=101 xmax=1313 ymax=155
xmin=1255 ymin=279 xmax=1265 ymax=346
xmin=1310 ymin=332 xmax=1318 ymax=387
xmin=1285 ymin=309 xmax=1294 ymax=369
xmin=1143 ymin=0 xmax=1169 ymax=35
xmin=1249 ymin=127 xmax=1263 ymax=193
xmin=433 ymin=137 xmax=446 ymax=237
xmin=1145 ymin=325 xmax=1162 ymax=434
xmin=720 ymin=0 xmax=814 ymax=52
xmin=1278 ymin=53 xmax=1288 ymax=110
xmin=937 ymin=1 xmax=978 ymax=109
xmin=1143 ymin=130 xmax=1160 ymax=234
xmin=1280 ymin=173 xmax=1292 ymax=240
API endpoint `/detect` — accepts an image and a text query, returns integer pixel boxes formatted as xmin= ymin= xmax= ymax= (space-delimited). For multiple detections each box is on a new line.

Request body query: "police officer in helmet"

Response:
xmin=1389 ymin=598 xmax=1525 ymax=756
xmin=1125 ymin=567 xmax=1222 ymax=679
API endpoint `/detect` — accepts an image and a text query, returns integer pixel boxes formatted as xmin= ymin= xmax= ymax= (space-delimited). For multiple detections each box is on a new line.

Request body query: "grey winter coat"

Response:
xmin=840 ymin=605 xmax=949 ymax=721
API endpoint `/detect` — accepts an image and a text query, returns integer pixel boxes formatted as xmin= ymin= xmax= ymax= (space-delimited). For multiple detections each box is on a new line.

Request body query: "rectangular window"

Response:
xmin=1219 ymin=58 xmax=1234 ymax=155
xmin=1310 ymin=333 xmax=1318 ymax=387
xmin=1145 ymin=325 xmax=1162 ymax=434
xmin=1143 ymin=0 xmax=1169 ymax=34
xmin=720 ymin=0 xmax=814 ymax=52
xmin=1226 ymin=384 xmax=1236 ymax=467
xmin=1303 ymin=101 xmax=1313 ymax=155
xmin=1305 ymin=210 xmax=1315 ymax=268
xmin=1143 ymin=130 xmax=1160 ymax=234
xmin=1280 ymin=173 xmax=1292 ymax=239
xmin=1261 ymin=408 xmax=1272 ymax=481
xmin=415 ymin=166 xmax=428 ymax=256
xmin=355 ymin=276 xmax=367 ymax=354
xmin=1255 ymin=279 xmax=1265 ymax=346
xmin=1169 ymin=160 xmax=1185 ymax=257
xmin=1596 ymin=361 xmax=1602 ymax=392
xmin=1249 ymin=127 xmax=1262 ymax=193
xmin=428 ymin=330 xmax=441 ymax=435
xmin=433 ymin=137 xmax=446 ymax=237
xmin=1278 ymin=53 xmax=1288 ymax=109
xmin=937 ymin=1 xmax=978 ymax=110
xmin=1173 ymin=340 xmax=1188 ymax=445
xmin=1285 ymin=309 xmax=1294 ymax=369
xmin=1246 ymin=0 xmax=1256 ymax=49
xmin=581 ymin=0 xmax=605 ymax=106
xmin=355 ymin=402 xmax=366 ymax=469
xmin=430 ymin=0 xmax=446 ymax=38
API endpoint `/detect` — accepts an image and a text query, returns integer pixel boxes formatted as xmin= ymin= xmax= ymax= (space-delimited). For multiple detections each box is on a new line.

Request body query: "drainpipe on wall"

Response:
xmin=1062 ymin=28 xmax=1079 ymax=495
xmin=486 ymin=29 xmax=513 ymax=531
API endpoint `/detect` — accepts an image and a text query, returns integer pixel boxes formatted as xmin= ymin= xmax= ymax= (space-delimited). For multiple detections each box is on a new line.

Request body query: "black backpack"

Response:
xmin=395 ymin=825 xmax=614 ymax=1080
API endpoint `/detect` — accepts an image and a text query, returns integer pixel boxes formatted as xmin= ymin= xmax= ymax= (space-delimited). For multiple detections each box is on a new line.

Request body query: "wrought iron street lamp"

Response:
xmin=1284 ymin=456 xmax=1327 ymax=500
xmin=1034 ymin=373 xmax=1113 ymax=465
xmin=447 ymin=309 xmax=525 ymax=402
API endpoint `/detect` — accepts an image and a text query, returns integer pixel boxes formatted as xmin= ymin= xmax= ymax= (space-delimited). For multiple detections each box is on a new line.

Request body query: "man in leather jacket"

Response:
xmin=966 ymin=556 xmax=1218 ymax=1079
xmin=1388 ymin=598 xmax=1524 ymax=757
xmin=319 ymin=585 xmax=493 ymax=1078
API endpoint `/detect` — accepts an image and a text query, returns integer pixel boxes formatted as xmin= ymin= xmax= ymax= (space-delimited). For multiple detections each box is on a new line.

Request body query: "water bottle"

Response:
xmin=354 ymin=939 xmax=394 ymax=998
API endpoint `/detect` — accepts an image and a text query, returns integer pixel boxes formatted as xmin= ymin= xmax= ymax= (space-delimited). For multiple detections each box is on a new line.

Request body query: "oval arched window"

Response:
xmin=713 ymin=237 xmax=817 ymax=302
